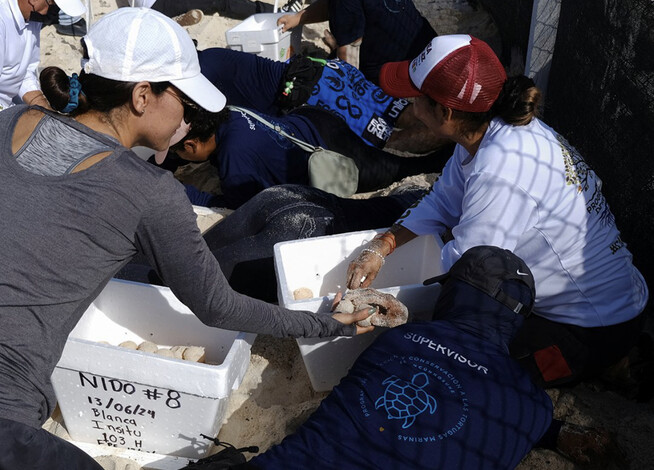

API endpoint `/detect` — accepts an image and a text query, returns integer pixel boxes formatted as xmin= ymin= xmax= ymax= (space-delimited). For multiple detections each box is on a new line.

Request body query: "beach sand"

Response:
xmin=39 ymin=1 xmax=653 ymax=469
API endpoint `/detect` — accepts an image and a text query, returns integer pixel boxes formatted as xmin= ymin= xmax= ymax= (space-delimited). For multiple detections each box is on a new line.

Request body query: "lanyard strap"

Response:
xmin=227 ymin=105 xmax=319 ymax=153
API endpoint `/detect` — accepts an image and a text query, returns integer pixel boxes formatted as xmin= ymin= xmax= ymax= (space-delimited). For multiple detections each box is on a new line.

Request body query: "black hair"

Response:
xmin=40 ymin=67 xmax=170 ymax=116
xmin=170 ymin=107 xmax=230 ymax=152
xmin=39 ymin=40 xmax=170 ymax=116
xmin=437 ymin=75 xmax=542 ymax=136
xmin=491 ymin=75 xmax=542 ymax=126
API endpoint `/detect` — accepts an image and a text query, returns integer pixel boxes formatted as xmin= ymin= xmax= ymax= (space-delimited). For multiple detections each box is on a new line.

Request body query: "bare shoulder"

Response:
xmin=11 ymin=108 xmax=46 ymax=154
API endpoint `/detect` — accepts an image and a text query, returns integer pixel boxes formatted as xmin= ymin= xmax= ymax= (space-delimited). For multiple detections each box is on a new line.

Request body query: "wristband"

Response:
xmin=361 ymin=248 xmax=385 ymax=265
xmin=374 ymin=232 xmax=396 ymax=254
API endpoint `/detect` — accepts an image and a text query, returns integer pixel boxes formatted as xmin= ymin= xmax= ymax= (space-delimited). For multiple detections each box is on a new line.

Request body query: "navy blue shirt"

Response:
xmin=198 ymin=48 xmax=286 ymax=115
xmin=198 ymin=48 xmax=410 ymax=147
xmin=252 ymin=321 xmax=552 ymax=469
xmin=211 ymin=109 xmax=326 ymax=209
xmin=198 ymin=48 xmax=416 ymax=148
xmin=328 ymin=0 xmax=437 ymax=82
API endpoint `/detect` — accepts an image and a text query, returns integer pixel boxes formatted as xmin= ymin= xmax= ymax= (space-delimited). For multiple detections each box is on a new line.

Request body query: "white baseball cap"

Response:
xmin=82 ymin=8 xmax=226 ymax=112
xmin=54 ymin=0 xmax=86 ymax=18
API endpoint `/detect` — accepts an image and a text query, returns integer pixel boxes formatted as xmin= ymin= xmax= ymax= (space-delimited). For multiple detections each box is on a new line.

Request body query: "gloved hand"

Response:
xmin=346 ymin=238 xmax=388 ymax=289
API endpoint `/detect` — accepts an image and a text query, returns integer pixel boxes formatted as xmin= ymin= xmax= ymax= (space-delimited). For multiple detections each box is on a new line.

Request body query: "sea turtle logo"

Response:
xmin=375 ymin=372 xmax=437 ymax=429
xmin=383 ymin=0 xmax=406 ymax=13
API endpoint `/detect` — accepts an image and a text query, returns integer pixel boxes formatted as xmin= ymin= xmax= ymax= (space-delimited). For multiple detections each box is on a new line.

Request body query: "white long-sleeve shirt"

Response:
xmin=399 ymin=117 xmax=648 ymax=327
xmin=0 ymin=0 xmax=42 ymax=109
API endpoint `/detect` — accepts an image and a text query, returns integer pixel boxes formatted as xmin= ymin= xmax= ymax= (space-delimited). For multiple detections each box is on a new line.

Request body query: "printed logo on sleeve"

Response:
xmin=362 ymin=114 xmax=393 ymax=147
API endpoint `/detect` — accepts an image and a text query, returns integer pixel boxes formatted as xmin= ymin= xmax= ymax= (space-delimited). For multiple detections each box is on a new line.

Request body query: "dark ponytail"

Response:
xmin=40 ymin=66 xmax=137 ymax=115
xmin=491 ymin=75 xmax=542 ymax=126
xmin=39 ymin=66 xmax=85 ymax=113
xmin=449 ymin=75 xmax=542 ymax=136
xmin=40 ymin=68 xmax=170 ymax=116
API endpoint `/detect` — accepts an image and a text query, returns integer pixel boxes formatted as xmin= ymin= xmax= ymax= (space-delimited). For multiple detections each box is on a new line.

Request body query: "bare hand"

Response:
xmin=330 ymin=290 xmax=375 ymax=335
xmin=332 ymin=309 xmax=375 ymax=335
xmin=277 ymin=13 xmax=300 ymax=32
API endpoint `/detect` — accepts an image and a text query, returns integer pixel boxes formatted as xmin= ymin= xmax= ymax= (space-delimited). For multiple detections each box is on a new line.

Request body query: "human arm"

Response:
xmin=0 ymin=20 xmax=7 ymax=109
xmin=345 ymin=154 xmax=464 ymax=289
xmin=318 ymin=28 xmax=362 ymax=67
xmin=438 ymin=171 xmax=539 ymax=270
xmin=22 ymin=90 xmax=50 ymax=108
xmin=335 ymin=40 xmax=362 ymax=69
xmin=18 ymin=25 xmax=44 ymax=105
xmin=183 ymin=183 xmax=225 ymax=208
xmin=345 ymin=224 xmax=417 ymax=289
xmin=278 ymin=0 xmax=329 ymax=32
xmin=326 ymin=0 xmax=365 ymax=54
xmin=138 ymin=176 xmax=365 ymax=337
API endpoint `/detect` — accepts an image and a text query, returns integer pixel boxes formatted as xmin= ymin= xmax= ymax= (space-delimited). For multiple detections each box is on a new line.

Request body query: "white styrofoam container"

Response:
xmin=225 ymin=13 xmax=302 ymax=61
xmin=52 ymin=279 xmax=255 ymax=459
xmin=274 ymin=229 xmax=445 ymax=391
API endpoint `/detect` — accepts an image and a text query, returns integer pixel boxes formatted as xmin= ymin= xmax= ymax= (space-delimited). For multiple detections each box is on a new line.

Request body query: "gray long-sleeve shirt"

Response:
xmin=0 ymin=106 xmax=353 ymax=429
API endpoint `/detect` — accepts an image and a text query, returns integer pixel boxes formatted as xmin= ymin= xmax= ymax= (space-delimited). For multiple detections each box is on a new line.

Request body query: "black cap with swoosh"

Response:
xmin=423 ymin=245 xmax=536 ymax=317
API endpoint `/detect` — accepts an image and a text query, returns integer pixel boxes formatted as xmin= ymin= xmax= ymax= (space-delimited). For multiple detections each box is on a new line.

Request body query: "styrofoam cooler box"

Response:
xmin=52 ymin=279 xmax=256 ymax=459
xmin=274 ymin=229 xmax=445 ymax=391
xmin=225 ymin=13 xmax=302 ymax=61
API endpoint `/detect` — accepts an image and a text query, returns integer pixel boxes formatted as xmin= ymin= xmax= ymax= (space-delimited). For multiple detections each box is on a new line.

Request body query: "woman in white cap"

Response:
xmin=346 ymin=34 xmax=649 ymax=389
xmin=0 ymin=8 xmax=369 ymax=468
xmin=0 ymin=0 xmax=86 ymax=110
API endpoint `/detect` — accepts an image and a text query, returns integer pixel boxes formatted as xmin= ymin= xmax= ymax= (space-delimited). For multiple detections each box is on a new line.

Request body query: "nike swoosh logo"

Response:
xmin=517 ymin=270 xmax=529 ymax=276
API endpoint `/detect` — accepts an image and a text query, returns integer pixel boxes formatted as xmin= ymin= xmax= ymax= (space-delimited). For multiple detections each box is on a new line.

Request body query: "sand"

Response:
xmin=38 ymin=1 xmax=653 ymax=469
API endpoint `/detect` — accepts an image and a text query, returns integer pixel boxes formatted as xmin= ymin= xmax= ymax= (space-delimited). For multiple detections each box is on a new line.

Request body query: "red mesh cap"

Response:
xmin=380 ymin=34 xmax=506 ymax=112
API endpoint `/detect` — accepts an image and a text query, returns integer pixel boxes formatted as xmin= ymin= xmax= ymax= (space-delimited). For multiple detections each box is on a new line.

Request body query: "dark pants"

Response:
xmin=116 ymin=184 xmax=424 ymax=302
xmin=204 ymin=184 xmax=423 ymax=301
xmin=510 ymin=312 xmax=645 ymax=388
xmin=0 ymin=418 xmax=102 ymax=470
xmin=291 ymin=107 xmax=453 ymax=193
xmin=152 ymin=0 xmax=273 ymax=20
